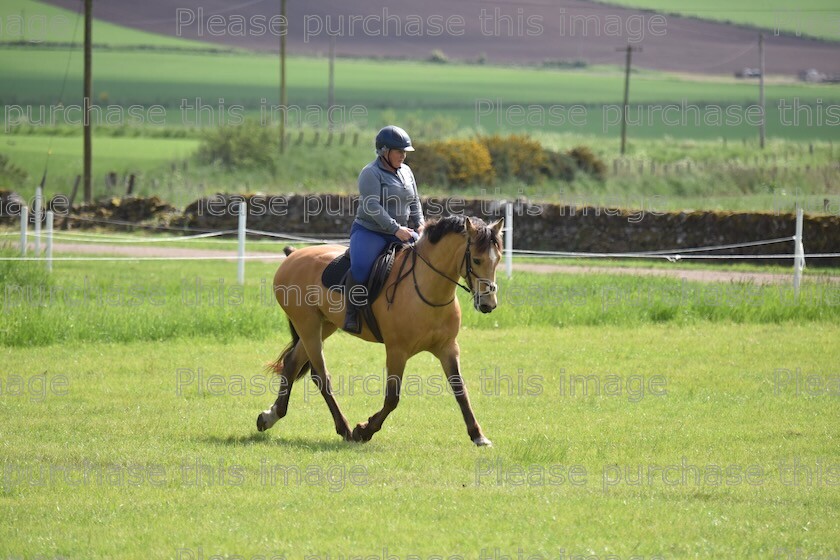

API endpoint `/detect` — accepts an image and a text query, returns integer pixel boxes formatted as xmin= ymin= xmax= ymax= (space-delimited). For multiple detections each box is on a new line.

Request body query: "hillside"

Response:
xmin=593 ymin=0 xmax=840 ymax=42
xmin=40 ymin=0 xmax=840 ymax=75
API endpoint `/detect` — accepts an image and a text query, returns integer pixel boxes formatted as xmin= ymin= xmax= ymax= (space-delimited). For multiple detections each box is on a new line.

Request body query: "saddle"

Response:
xmin=321 ymin=243 xmax=404 ymax=342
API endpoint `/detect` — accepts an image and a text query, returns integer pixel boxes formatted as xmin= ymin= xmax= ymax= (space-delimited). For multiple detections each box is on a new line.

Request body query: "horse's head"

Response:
xmin=463 ymin=217 xmax=504 ymax=313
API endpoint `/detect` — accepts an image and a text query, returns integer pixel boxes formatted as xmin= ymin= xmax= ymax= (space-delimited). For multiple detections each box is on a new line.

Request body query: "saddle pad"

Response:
xmin=321 ymin=249 xmax=351 ymax=290
xmin=320 ymin=244 xmax=403 ymax=302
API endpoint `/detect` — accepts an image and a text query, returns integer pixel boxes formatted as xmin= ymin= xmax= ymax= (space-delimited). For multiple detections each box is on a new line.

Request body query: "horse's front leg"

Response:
xmin=352 ymin=349 xmax=406 ymax=443
xmin=435 ymin=341 xmax=492 ymax=447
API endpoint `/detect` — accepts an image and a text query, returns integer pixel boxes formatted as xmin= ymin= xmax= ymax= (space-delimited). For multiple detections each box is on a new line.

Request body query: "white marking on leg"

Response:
xmin=473 ymin=436 xmax=493 ymax=447
xmin=261 ymin=405 xmax=280 ymax=430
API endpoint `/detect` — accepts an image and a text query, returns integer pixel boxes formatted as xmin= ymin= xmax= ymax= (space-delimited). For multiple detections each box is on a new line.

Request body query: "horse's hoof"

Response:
xmin=352 ymin=423 xmax=370 ymax=442
xmin=473 ymin=436 xmax=493 ymax=447
xmin=256 ymin=413 xmax=267 ymax=432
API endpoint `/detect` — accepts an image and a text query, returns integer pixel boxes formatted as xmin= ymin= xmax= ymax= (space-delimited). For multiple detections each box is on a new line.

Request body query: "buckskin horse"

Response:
xmin=256 ymin=215 xmax=504 ymax=446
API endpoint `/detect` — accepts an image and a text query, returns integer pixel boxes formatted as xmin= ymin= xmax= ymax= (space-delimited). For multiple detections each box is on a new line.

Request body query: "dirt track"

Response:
xmin=43 ymin=0 xmax=840 ymax=74
xmin=49 ymin=243 xmax=838 ymax=285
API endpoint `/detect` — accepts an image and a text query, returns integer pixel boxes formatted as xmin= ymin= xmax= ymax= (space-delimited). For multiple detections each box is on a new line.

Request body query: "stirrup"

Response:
xmin=343 ymin=305 xmax=361 ymax=333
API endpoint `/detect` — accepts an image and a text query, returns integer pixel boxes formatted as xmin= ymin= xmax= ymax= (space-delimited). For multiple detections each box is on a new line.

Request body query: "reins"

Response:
xmin=386 ymin=238 xmax=474 ymax=308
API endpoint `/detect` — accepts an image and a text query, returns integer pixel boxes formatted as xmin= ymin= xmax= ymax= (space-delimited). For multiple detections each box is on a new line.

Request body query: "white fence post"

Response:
xmin=20 ymin=206 xmax=28 ymax=256
xmin=237 ymin=201 xmax=246 ymax=285
xmin=793 ymin=207 xmax=805 ymax=303
xmin=34 ymin=187 xmax=42 ymax=255
xmin=46 ymin=211 xmax=54 ymax=272
xmin=505 ymin=201 xmax=513 ymax=279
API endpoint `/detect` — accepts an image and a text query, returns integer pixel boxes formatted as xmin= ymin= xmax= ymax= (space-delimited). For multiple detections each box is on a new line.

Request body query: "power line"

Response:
xmin=41 ymin=0 xmax=84 ymax=191
xmin=83 ymin=0 xmax=92 ymax=203
xmin=616 ymin=44 xmax=642 ymax=155
xmin=759 ymin=32 xmax=766 ymax=149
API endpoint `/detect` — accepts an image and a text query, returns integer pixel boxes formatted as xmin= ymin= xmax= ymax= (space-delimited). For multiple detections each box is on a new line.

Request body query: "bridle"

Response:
xmin=386 ymin=236 xmax=497 ymax=308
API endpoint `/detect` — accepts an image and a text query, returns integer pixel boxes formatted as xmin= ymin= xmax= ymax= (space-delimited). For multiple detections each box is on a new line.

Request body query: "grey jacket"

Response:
xmin=354 ymin=158 xmax=424 ymax=235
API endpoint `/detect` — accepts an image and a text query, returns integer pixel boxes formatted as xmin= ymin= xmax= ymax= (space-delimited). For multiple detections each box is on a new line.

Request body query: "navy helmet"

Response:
xmin=375 ymin=125 xmax=415 ymax=152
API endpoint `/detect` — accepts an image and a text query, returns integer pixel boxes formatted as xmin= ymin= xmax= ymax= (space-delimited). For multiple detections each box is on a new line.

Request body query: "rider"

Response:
xmin=344 ymin=125 xmax=424 ymax=333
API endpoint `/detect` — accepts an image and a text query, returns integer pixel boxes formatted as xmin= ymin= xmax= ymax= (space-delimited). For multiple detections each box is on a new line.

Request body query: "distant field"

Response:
xmin=594 ymin=0 xmax=840 ymax=42
xmin=2 ymin=1 xmax=838 ymax=140
xmin=2 ymin=49 xmax=838 ymax=143
xmin=0 ymin=135 xmax=202 ymax=203
xmin=2 ymin=1 xmax=839 ymax=212
xmin=0 ymin=0 xmax=214 ymax=49
xmin=3 ymin=49 xmax=837 ymax=108
xmin=1 ymin=134 xmax=198 ymax=176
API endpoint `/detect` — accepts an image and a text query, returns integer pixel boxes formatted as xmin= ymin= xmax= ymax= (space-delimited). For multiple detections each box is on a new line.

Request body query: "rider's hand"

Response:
xmin=395 ymin=227 xmax=415 ymax=242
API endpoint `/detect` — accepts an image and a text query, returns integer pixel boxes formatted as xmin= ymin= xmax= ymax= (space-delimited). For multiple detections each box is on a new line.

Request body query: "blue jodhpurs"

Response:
xmin=349 ymin=222 xmax=414 ymax=283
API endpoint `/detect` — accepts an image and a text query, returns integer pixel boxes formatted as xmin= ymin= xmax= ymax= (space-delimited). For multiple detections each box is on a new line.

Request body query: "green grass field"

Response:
xmin=1 ymin=252 xmax=839 ymax=557
xmin=2 ymin=250 xmax=839 ymax=346
xmin=595 ymin=0 xmax=840 ymax=42
xmin=2 ymin=133 xmax=199 ymax=175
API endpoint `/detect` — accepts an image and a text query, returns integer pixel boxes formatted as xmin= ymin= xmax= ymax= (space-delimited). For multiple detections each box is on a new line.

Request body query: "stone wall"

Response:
xmin=178 ymin=193 xmax=839 ymax=265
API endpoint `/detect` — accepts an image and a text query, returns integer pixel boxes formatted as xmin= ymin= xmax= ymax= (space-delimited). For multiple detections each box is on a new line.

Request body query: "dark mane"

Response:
xmin=423 ymin=215 xmax=500 ymax=252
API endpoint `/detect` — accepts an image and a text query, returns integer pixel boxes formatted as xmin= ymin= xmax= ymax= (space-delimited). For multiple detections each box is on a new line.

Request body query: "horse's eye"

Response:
xmin=472 ymin=258 xmax=481 ymax=265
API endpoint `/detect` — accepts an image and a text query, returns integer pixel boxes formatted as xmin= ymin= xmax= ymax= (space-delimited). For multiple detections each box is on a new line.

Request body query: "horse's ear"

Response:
xmin=465 ymin=217 xmax=477 ymax=236
xmin=490 ymin=218 xmax=504 ymax=235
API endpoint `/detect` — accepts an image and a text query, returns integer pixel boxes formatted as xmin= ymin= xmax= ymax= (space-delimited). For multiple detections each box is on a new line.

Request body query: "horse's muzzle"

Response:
xmin=474 ymin=294 xmax=497 ymax=313
xmin=474 ymin=280 xmax=498 ymax=313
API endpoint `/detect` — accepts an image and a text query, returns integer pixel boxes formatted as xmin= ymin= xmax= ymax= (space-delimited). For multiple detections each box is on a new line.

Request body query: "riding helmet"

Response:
xmin=375 ymin=125 xmax=415 ymax=152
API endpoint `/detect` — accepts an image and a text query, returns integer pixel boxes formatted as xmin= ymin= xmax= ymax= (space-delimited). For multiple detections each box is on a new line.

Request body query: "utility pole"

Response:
xmin=759 ymin=33 xmax=766 ymax=149
xmin=83 ymin=0 xmax=92 ymax=203
xmin=328 ymin=35 xmax=335 ymax=131
xmin=616 ymin=44 xmax=641 ymax=155
xmin=279 ymin=0 xmax=287 ymax=154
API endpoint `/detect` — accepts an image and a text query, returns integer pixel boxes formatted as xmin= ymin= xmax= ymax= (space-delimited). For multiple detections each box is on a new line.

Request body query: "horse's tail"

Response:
xmin=266 ymin=319 xmax=311 ymax=381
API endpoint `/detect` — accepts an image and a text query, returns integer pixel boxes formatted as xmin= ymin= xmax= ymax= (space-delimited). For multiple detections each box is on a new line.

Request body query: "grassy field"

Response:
xmin=1 ymin=252 xmax=839 ymax=557
xmin=2 ymin=133 xmax=199 ymax=175
xmin=594 ymin=0 xmax=840 ymax=42
xmin=2 ymin=249 xmax=839 ymax=346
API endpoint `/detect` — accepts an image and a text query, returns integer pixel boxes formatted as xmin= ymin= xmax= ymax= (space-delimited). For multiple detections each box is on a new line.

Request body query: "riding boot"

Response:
xmin=343 ymin=272 xmax=366 ymax=333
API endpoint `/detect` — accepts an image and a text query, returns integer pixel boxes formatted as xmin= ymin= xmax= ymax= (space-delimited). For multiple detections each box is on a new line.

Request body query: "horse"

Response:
xmin=256 ymin=215 xmax=504 ymax=446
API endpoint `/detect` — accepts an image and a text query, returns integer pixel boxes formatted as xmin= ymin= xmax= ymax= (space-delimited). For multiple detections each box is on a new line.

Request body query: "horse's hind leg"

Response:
xmin=257 ymin=323 xmax=310 ymax=432
xmin=297 ymin=320 xmax=353 ymax=441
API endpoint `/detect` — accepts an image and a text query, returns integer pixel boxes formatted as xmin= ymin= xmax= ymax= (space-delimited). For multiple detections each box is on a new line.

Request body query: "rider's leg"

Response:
xmin=345 ymin=224 xmax=390 ymax=333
